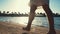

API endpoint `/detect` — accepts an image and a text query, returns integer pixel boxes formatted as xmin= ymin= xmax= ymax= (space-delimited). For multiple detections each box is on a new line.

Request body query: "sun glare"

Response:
xmin=0 ymin=0 xmax=44 ymax=13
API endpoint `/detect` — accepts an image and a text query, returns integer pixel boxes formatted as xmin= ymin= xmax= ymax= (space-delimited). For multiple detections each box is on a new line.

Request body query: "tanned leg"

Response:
xmin=42 ymin=4 xmax=56 ymax=34
xmin=23 ymin=5 xmax=37 ymax=31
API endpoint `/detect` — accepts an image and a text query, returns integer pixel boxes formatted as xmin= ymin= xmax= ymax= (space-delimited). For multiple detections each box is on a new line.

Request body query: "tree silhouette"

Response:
xmin=7 ymin=11 xmax=9 ymax=14
xmin=0 ymin=11 xmax=1 ymax=13
xmin=3 ymin=11 xmax=5 ymax=14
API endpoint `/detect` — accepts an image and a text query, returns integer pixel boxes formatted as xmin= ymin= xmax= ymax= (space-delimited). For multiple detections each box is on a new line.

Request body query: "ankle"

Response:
xmin=23 ymin=27 xmax=30 ymax=31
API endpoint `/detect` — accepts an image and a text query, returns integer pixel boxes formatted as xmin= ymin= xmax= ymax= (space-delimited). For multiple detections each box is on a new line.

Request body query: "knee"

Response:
xmin=42 ymin=5 xmax=53 ymax=14
xmin=30 ymin=7 xmax=37 ymax=13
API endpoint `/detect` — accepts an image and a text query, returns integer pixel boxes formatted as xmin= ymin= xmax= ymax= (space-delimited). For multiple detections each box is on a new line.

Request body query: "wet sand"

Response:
xmin=0 ymin=21 xmax=60 ymax=34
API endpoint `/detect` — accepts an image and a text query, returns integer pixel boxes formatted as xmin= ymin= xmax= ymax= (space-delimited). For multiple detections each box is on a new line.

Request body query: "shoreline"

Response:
xmin=0 ymin=21 xmax=60 ymax=30
xmin=0 ymin=16 xmax=60 ymax=17
xmin=0 ymin=21 xmax=60 ymax=34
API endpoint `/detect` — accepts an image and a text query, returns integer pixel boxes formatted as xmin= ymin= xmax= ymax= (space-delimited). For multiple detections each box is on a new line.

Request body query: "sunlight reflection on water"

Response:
xmin=0 ymin=17 xmax=60 ymax=30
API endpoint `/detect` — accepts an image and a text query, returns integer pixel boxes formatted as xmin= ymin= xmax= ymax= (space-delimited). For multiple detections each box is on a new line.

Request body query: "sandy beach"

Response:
xmin=0 ymin=21 xmax=60 ymax=34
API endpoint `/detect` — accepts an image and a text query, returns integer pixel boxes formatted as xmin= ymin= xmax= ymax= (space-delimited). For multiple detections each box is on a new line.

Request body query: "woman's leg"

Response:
xmin=23 ymin=5 xmax=37 ymax=31
xmin=42 ymin=4 xmax=56 ymax=34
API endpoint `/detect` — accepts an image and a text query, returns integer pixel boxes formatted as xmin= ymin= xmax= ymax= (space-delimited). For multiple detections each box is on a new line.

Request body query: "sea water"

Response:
xmin=0 ymin=17 xmax=60 ymax=30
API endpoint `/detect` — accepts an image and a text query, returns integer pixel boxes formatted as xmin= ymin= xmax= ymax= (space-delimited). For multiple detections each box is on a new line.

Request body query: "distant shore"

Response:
xmin=0 ymin=21 xmax=60 ymax=34
xmin=0 ymin=12 xmax=60 ymax=17
xmin=0 ymin=16 xmax=60 ymax=17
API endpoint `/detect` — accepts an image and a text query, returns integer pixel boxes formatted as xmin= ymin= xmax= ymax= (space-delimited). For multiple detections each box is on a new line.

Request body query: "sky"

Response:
xmin=0 ymin=0 xmax=60 ymax=14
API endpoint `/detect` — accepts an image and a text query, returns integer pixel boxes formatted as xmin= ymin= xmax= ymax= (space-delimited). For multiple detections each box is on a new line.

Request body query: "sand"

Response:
xmin=0 ymin=21 xmax=60 ymax=34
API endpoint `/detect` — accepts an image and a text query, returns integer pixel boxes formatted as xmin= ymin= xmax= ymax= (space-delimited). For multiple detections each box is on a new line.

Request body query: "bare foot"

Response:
xmin=47 ymin=30 xmax=56 ymax=34
xmin=23 ymin=27 xmax=30 ymax=31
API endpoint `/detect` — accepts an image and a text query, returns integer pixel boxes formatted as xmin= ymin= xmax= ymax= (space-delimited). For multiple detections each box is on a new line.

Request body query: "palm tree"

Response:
xmin=3 ymin=11 xmax=5 ymax=14
xmin=0 ymin=11 xmax=1 ymax=13
xmin=7 ymin=11 xmax=9 ymax=13
xmin=7 ymin=11 xmax=9 ymax=14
